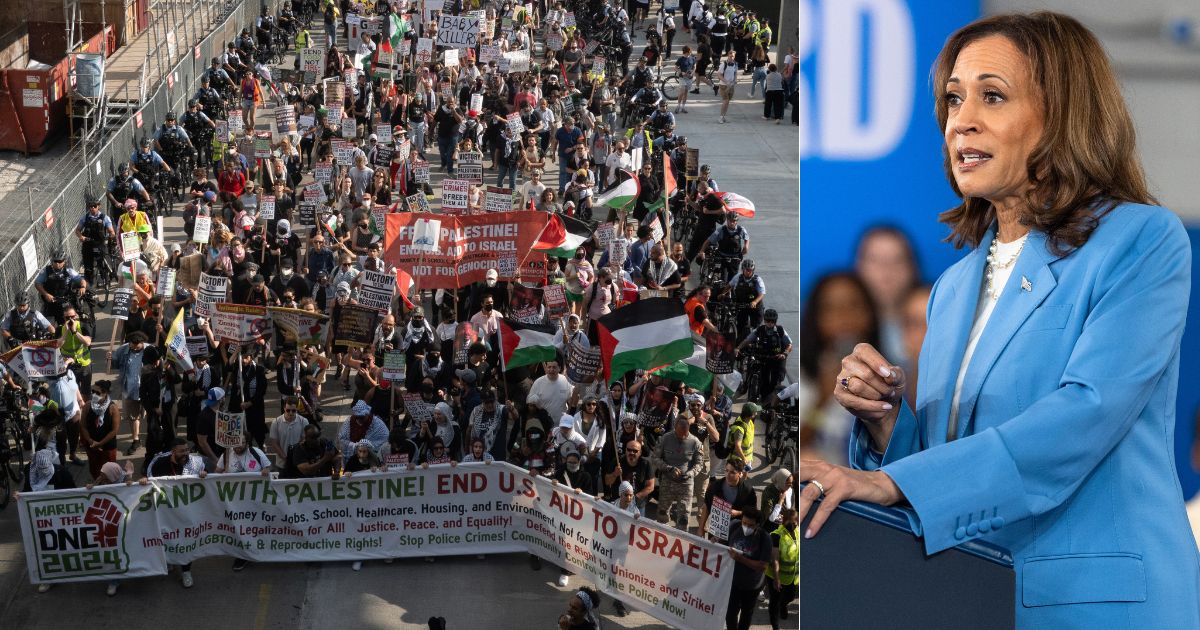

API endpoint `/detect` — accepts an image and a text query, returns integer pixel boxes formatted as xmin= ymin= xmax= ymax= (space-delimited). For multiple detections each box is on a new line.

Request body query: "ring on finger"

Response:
xmin=839 ymin=377 xmax=850 ymax=391
xmin=811 ymin=479 xmax=827 ymax=496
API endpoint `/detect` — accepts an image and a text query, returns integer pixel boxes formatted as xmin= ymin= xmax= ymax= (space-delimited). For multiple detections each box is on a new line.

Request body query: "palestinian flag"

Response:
xmin=498 ymin=319 xmax=558 ymax=370
xmin=532 ymin=213 xmax=593 ymax=258
xmin=384 ymin=13 xmax=410 ymax=53
xmin=596 ymin=298 xmax=693 ymax=383
xmin=595 ymin=169 xmax=639 ymax=211
xmin=651 ymin=343 xmax=743 ymax=396
xmin=663 ymin=151 xmax=677 ymax=199
xmin=715 ymin=191 xmax=756 ymax=218
xmin=396 ymin=267 xmax=415 ymax=309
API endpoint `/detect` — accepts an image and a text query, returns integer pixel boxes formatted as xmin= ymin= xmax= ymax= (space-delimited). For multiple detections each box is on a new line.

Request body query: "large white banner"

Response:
xmin=18 ymin=464 xmax=731 ymax=630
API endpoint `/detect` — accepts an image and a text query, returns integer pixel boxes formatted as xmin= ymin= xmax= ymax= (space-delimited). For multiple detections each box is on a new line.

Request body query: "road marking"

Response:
xmin=253 ymin=583 xmax=272 ymax=630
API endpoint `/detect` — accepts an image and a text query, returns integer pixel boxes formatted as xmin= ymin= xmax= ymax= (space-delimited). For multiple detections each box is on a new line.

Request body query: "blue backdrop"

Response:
xmin=798 ymin=0 xmax=1200 ymax=499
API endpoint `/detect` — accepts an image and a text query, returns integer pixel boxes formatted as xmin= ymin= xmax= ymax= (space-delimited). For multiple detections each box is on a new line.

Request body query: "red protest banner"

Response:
xmin=383 ymin=211 xmax=550 ymax=288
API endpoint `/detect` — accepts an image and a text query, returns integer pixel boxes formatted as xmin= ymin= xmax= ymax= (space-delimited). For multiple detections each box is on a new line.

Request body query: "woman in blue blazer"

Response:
xmin=799 ymin=13 xmax=1200 ymax=628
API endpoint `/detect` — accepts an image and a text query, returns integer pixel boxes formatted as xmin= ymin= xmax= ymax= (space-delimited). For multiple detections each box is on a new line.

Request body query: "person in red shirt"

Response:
xmin=217 ymin=159 xmax=247 ymax=198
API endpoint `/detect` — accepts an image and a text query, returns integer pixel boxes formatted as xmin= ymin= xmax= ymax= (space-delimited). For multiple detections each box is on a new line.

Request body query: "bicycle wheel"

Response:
xmin=0 ymin=462 xmax=11 ymax=509
xmin=660 ymin=76 xmax=680 ymax=101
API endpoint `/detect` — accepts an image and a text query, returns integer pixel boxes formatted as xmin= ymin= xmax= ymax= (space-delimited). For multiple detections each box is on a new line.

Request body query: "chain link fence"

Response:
xmin=0 ymin=0 xmax=283 ymax=313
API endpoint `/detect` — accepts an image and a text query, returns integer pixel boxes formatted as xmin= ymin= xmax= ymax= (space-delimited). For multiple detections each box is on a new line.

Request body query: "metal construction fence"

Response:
xmin=0 ymin=0 xmax=284 ymax=313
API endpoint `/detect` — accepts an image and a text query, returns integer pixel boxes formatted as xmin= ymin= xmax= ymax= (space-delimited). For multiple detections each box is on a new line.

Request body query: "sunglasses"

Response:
xmin=626 ymin=449 xmax=640 ymax=454
xmin=91 ymin=390 xmax=103 ymax=395
xmin=284 ymin=409 xmax=297 ymax=413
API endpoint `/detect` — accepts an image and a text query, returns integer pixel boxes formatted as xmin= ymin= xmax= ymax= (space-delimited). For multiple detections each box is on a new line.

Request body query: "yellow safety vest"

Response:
xmin=295 ymin=30 xmax=310 ymax=52
xmin=755 ymin=26 xmax=772 ymax=47
xmin=60 ymin=325 xmax=91 ymax=367
xmin=765 ymin=524 xmax=797 ymax=585
xmin=118 ymin=210 xmax=150 ymax=235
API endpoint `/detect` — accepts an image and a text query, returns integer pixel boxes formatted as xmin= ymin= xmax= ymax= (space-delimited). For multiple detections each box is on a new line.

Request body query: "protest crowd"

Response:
xmin=3 ymin=0 xmax=798 ymax=627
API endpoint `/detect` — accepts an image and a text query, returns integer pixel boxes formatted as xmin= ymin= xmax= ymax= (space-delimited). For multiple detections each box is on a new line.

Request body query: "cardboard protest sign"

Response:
xmin=401 ymin=391 xmax=433 ymax=424
xmin=436 ymin=13 xmax=481 ymax=48
xmin=216 ymin=411 xmax=246 ymax=448
xmin=479 ymin=44 xmax=500 ymax=64
xmin=333 ymin=140 xmax=354 ymax=166
xmin=374 ymin=145 xmax=394 ymax=168
xmin=567 ymin=340 xmax=602 ymax=384
xmin=314 ymin=161 xmax=333 ymax=185
xmin=416 ymin=38 xmax=434 ymax=64
xmin=228 ymin=111 xmax=243 ymax=133
xmin=637 ymin=386 xmax=676 ymax=430
xmin=484 ymin=187 xmax=512 ymax=213
xmin=594 ymin=222 xmax=617 ymax=250
xmin=22 ymin=345 xmax=64 ymax=380
xmin=705 ymin=332 xmax=735 ymax=375
xmin=504 ymin=49 xmax=530 ymax=72
xmin=156 ymin=268 xmax=176 ymax=298
xmin=195 ymin=273 xmax=228 ymax=319
xmin=457 ymin=151 xmax=483 ymax=185
xmin=121 ymin=232 xmax=140 ymax=262
xmin=382 ymin=350 xmax=406 ymax=381
xmin=341 ymin=116 xmax=357 ymax=139
xmin=375 ymin=123 xmax=393 ymax=144
xmin=215 ymin=120 xmax=230 ymax=143
xmin=413 ymin=160 xmax=430 ymax=183
xmin=212 ymin=303 xmax=272 ymax=343
xmin=275 ymin=106 xmax=296 ymax=134
xmin=110 ymin=288 xmax=134 ymax=321
xmin=510 ymin=284 xmax=543 ymax=324
xmin=267 ymin=306 xmax=329 ymax=346
xmin=186 ymin=335 xmax=209 ymax=358
xmin=441 ymin=179 xmax=470 ymax=214
xmin=452 ymin=322 xmax=479 ymax=364
xmin=193 ymin=216 xmax=211 ymax=244
xmin=256 ymin=194 xmax=275 ymax=220
xmin=358 ymin=269 xmax=396 ymax=313
xmin=406 ymin=193 xmax=431 ymax=213
xmin=443 ymin=48 xmax=460 ymax=67
xmin=506 ymin=112 xmax=525 ymax=135
xmin=331 ymin=303 xmax=379 ymax=348
xmin=543 ymin=284 xmax=568 ymax=319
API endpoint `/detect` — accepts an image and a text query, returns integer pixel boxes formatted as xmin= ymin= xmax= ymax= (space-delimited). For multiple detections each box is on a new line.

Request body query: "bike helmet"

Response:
xmin=700 ymin=164 xmax=711 ymax=174
xmin=85 ymin=195 xmax=100 ymax=207
xmin=741 ymin=258 xmax=755 ymax=270
xmin=51 ymin=249 xmax=67 ymax=262
xmin=165 ymin=111 xmax=177 ymax=121
xmin=763 ymin=308 xmax=778 ymax=322
xmin=118 ymin=162 xmax=131 ymax=175
xmin=726 ymin=211 xmax=741 ymax=222
xmin=675 ymin=135 xmax=686 ymax=145
xmin=139 ymin=137 xmax=151 ymax=149
xmin=15 ymin=292 xmax=29 ymax=306
xmin=188 ymin=98 xmax=199 ymax=108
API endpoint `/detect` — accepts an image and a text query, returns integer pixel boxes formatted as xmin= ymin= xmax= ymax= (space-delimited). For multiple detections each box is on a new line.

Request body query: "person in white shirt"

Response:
xmin=605 ymin=141 xmax=632 ymax=187
xmin=353 ymin=31 xmax=376 ymax=71
xmin=528 ymin=360 xmax=573 ymax=420
xmin=521 ymin=169 xmax=548 ymax=207
xmin=215 ymin=431 xmax=271 ymax=474
xmin=267 ymin=396 xmax=308 ymax=469
xmin=718 ymin=51 xmax=739 ymax=123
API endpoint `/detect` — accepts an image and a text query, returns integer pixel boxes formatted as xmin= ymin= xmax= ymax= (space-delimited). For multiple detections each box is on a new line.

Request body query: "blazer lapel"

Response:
xmin=924 ymin=228 xmax=989 ymax=447
xmin=953 ymin=229 xmax=1059 ymax=440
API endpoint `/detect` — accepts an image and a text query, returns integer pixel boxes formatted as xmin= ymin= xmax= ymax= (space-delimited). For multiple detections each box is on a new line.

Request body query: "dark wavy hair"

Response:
xmin=933 ymin=12 xmax=1156 ymax=254
xmin=799 ymin=272 xmax=881 ymax=382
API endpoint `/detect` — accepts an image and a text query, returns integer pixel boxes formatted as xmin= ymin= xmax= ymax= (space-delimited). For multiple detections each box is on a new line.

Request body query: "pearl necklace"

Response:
xmin=985 ymin=234 xmax=1027 ymax=301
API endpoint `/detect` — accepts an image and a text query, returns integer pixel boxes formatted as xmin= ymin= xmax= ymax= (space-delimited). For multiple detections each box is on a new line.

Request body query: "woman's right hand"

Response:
xmin=832 ymin=343 xmax=905 ymax=427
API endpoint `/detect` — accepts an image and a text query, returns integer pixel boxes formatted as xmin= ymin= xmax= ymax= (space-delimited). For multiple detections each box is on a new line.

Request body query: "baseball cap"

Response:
xmin=203 ymin=190 xmax=217 ymax=202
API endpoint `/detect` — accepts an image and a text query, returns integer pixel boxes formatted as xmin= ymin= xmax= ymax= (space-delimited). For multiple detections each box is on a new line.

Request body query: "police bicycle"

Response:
xmin=0 ymin=388 xmax=32 ymax=509
xmin=761 ymin=395 xmax=798 ymax=472
xmin=78 ymin=217 xmax=116 ymax=300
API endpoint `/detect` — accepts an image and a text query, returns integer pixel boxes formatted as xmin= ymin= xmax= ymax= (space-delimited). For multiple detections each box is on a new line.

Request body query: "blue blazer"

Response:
xmin=851 ymin=203 xmax=1200 ymax=628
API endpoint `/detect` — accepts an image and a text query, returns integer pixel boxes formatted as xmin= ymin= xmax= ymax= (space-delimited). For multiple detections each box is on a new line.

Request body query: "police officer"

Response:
xmin=74 ymin=196 xmax=116 ymax=285
xmin=182 ymin=99 xmax=216 ymax=166
xmin=0 ymin=292 xmax=52 ymax=349
xmin=130 ymin=138 xmax=172 ymax=193
xmin=195 ymin=74 xmax=227 ymax=119
xmin=155 ymin=112 xmax=195 ymax=172
xmin=737 ymin=308 xmax=792 ymax=396
xmin=106 ymin=162 xmax=151 ymax=221
xmin=205 ymin=57 xmax=236 ymax=96
xmin=701 ymin=211 xmax=749 ymax=284
xmin=725 ymin=257 xmax=765 ymax=342
xmin=36 ymin=249 xmax=86 ymax=326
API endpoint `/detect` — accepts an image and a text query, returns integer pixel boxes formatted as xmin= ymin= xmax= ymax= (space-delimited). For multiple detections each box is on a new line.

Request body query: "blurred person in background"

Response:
xmin=854 ymin=225 xmax=920 ymax=366
xmin=798 ymin=272 xmax=880 ymax=464
xmin=899 ymin=284 xmax=932 ymax=411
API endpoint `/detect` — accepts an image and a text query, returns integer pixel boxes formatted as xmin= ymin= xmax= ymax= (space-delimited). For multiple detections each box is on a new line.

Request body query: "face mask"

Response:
xmin=281 ymin=267 xmax=293 ymax=277
xmin=742 ymin=525 xmax=755 ymax=536
xmin=485 ymin=278 xmax=496 ymax=287
xmin=566 ymin=463 xmax=580 ymax=473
